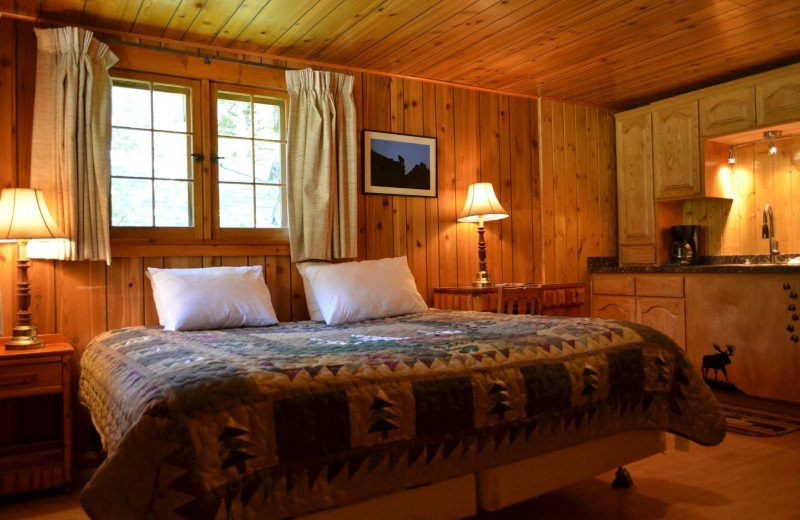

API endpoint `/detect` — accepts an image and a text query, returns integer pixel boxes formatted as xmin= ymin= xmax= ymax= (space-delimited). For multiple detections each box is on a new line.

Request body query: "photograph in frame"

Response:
xmin=363 ymin=130 xmax=437 ymax=197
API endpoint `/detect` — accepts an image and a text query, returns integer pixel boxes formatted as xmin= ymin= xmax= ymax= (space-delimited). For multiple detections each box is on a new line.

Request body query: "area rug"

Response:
xmin=722 ymin=406 xmax=800 ymax=437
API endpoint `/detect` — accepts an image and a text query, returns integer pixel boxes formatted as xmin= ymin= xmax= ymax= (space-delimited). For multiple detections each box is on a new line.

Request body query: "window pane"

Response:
xmin=154 ymin=180 xmax=192 ymax=226
xmin=217 ymin=96 xmax=252 ymax=137
xmin=111 ymin=178 xmax=153 ymax=226
xmin=112 ymin=85 xmax=151 ymax=129
xmin=256 ymin=185 xmax=282 ymax=228
xmin=111 ymin=128 xmax=152 ymax=178
xmin=218 ymin=137 xmax=253 ymax=183
xmin=153 ymin=90 xmax=187 ymax=132
xmin=254 ymin=141 xmax=282 ymax=183
xmin=254 ymin=101 xmax=280 ymax=140
xmin=154 ymin=132 xmax=190 ymax=180
xmin=219 ymin=183 xmax=254 ymax=228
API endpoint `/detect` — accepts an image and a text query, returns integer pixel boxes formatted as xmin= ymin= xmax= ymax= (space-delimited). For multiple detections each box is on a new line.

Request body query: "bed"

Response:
xmin=78 ymin=308 xmax=726 ymax=520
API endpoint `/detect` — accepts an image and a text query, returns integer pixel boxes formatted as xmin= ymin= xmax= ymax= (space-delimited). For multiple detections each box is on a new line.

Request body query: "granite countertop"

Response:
xmin=588 ymin=255 xmax=800 ymax=274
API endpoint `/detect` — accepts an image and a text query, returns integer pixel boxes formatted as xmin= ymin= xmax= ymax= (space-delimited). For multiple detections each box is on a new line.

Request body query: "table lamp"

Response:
xmin=457 ymin=182 xmax=508 ymax=287
xmin=0 ymin=188 xmax=67 ymax=349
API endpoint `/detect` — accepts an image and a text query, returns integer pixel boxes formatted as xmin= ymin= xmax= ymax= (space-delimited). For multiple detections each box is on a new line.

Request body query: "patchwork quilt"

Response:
xmin=78 ymin=310 xmax=725 ymax=519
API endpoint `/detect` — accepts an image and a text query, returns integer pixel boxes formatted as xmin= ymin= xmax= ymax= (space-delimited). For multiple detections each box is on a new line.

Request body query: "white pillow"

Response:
xmin=302 ymin=256 xmax=428 ymax=325
xmin=296 ymin=261 xmax=329 ymax=321
xmin=146 ymin=266 xmax=278 ymax=331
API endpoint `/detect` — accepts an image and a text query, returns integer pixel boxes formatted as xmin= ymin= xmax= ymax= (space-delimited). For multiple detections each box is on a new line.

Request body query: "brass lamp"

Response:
xmin=0 ymin=188 xmax=67 ymax=349
xmin=457 ymin=182 xmax=508 ymax=287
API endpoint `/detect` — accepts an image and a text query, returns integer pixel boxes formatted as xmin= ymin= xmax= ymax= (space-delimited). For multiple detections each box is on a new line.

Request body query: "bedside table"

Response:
xmin=0 ymin=335 xmax=73 ymax=496
xmin=433 ymin=283 xmax=586 ymax=316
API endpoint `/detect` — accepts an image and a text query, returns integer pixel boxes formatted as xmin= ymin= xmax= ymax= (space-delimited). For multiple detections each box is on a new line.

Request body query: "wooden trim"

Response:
xmin=110 ymin=242 xmax=290 ymax=258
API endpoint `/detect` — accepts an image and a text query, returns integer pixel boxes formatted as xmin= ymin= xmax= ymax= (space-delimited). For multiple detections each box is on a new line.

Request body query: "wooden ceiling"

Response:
xmin=7 ymin=0 xmax=800 ymax=108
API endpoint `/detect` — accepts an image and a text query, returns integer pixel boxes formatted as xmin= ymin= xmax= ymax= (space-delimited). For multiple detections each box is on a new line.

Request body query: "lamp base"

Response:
xmin=471 ymin=270 xmax=494 ymax=288
xmin=4 ymin=325 xmax=45 ymax=350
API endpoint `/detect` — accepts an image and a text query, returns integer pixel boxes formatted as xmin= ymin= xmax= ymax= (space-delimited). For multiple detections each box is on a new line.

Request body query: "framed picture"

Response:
xmin=363 ymin=130 xmax=437 ymax=197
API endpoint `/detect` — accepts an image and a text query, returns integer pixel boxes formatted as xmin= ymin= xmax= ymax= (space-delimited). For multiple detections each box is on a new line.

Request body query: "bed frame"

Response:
xmin=299 ymin=430 xmax=667 ymax=519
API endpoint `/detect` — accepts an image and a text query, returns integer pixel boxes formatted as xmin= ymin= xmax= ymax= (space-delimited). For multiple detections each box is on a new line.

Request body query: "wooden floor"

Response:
xmin=1 ymin=430 xmax=798 ymax=520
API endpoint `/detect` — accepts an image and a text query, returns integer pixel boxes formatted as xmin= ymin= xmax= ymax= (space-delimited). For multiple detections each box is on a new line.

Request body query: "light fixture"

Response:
xmin=458 ymin=182 xmax=509 ymax=287
xmin=765 ymin=130 xmax=782 ymax=155
xmin=0 ymin=188 xmax=67 ymax=349
xmin=726 ymin=130 xmax=792 ymax=160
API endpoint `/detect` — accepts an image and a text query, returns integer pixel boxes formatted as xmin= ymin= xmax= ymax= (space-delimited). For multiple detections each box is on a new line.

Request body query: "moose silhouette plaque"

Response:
xmin=701 ymin=344 xmax=745 ymax=394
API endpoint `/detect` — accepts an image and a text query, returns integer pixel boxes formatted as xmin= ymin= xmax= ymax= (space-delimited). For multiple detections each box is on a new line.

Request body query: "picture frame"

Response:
xmin=363 ymin=130 xmax=437 ymax=197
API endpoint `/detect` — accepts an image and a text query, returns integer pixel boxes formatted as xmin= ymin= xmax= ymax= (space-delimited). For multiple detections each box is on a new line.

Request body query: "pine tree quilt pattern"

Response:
xmin=78 ymin=310 xmax=726 ymax=519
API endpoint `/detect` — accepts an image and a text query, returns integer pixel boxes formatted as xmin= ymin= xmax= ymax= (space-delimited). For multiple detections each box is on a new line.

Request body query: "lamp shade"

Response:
xmin=0 ymin=188 xmax=66 ymax=240
xmin=457 ymin=182 xmax=508 ymax=223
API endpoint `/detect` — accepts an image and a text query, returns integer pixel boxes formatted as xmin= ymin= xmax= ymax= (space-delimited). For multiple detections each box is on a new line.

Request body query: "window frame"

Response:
xmin=109 ymin=69 xmax=204 ymax=242
xmin=108 ymin=71 xmax=290 ymax=245
xmin=210 ymin=83 xmax=289 ymax=242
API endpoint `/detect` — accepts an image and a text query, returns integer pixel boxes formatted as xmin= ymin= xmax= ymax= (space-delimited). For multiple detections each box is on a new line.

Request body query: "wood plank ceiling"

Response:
xmin=7 ymin=0 xmax=800 ymax=109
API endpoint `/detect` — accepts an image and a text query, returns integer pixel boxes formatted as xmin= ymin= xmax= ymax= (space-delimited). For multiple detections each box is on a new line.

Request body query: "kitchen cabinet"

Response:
xmin=685 ymin=273 xmax=800 ymax=404
xmin=591 ymin=274 xmax=686 ymax=350
xmin=699 ymin=85 xmax=756 ymax=137
xmin=636 ymin=297 xmax=686 ymax=350
xmin=615 ymin=110 xmax=656 ymax=265
xmin=756 ymin=69 xmax=800 ymax=125
xmin=653 ymin=101 xmax=701 ymax=200
xmin=592 ymin=295 xmax=635 ymax=322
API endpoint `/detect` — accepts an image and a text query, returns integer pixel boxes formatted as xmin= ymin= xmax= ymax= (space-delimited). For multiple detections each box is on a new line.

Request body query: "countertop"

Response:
xmin=588 ymin=255 xmax=800 ymax=274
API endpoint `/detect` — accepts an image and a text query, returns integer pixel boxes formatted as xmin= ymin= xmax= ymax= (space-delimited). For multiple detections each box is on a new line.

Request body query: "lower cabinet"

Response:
xmin=591 ymin=295 xmax=635 ymax=321
xmin=591 ymin=274 xmax=686 ymax=350
xmin=635 ymin=297 xmax=686 ymax=349
xmin=593 ymin=272 xmax=800 ymax=404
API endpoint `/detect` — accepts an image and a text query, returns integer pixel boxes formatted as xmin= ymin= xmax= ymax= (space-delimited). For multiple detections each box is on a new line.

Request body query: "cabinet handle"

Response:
xmin=0 ymin=373 xmax=36 ymax=386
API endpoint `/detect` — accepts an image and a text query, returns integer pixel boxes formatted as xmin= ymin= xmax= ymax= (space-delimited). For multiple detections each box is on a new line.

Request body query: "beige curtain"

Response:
xmin=286 ymin=68 xmax=357 ymax=262
xmin=28 ymin=27 xmax=118 ymax=264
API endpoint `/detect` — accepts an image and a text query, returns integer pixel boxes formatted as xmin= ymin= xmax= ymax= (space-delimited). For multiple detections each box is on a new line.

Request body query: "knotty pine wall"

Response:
xmin=684 ymin=138 xmax=800 ymax=256
xmin=0 ymin=19 xmax=618 ymax=356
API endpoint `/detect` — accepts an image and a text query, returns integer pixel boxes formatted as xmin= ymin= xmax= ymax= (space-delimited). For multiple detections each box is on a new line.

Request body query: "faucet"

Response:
xmin=762 ymin=204 xmax=780 ymax=263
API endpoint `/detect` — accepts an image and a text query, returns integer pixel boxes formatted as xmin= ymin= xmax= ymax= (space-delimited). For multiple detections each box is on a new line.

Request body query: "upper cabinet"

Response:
xmin=756 ymin=70 xmax=800 ymax=125
xmin=613 ymin=62 xmax=800 ymax=266
xmin=653 ymin=101 xmax=700 ymax=200
xmin=699 ymin=86 xmax=755 ymax=137
xmin=616 ymin=110 xmax=656 ymax=265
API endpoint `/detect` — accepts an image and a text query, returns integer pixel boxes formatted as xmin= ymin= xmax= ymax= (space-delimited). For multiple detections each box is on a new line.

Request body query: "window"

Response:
xmin=212 ymin=86 xmax=287 ymax=239
xmin=109 ymin=71 xmax=288 ymax=243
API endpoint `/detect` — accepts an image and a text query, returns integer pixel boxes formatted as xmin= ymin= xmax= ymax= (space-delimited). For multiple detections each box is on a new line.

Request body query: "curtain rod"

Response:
xmin=105 ymin=39 xmax=298 ymax=72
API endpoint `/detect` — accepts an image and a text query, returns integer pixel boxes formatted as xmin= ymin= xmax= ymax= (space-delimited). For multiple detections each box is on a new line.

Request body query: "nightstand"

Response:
xmin=0 ymin=335 xmax=73 ymax=496
xmin=433 ymin=283 xmax=586 ymax=316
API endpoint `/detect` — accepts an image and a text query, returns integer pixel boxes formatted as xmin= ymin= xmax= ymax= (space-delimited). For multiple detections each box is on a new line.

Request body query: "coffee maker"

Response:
xmin=669 ymin=225 xmax=698 ymax=265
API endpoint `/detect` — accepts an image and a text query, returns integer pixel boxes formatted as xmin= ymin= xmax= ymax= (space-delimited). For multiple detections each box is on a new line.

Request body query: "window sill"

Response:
xmin=110 ymin=239 xmax=290 ymax=258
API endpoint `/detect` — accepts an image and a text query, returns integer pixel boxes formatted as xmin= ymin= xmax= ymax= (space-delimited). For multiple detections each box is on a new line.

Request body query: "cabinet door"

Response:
xmin=699 ymin=86 xmax=755 ymax=137
xmin=616 ymin=111 xmax=655 ymax=249
xmin=635 ymin=297 xmax=686 ymax=350
xmin=653 ymin=101 xmax=700 ymax=200
xmin=756 ymin=70 xmax=800 ymax=125
xmin=591 ymin=295 xmax=635 ymax=322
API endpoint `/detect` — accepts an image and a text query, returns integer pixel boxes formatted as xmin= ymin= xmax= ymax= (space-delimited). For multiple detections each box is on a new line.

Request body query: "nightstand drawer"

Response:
xmin=0 ymin=361 xmax=62 ymax=396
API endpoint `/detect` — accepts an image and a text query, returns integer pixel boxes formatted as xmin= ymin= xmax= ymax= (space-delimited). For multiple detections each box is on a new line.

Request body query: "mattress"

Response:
xmin=78 ymin=310 xmax=726 ymax=519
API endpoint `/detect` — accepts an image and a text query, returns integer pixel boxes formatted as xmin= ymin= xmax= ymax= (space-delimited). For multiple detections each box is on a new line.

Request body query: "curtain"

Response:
xmin=285 ymin=68 xmax=357 ymax=262
xmin=28 ymin=27 xmax=118 ymax=264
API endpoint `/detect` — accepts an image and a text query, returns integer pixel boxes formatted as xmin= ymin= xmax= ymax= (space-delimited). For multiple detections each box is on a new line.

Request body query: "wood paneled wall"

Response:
xmin=684 ymin=138 xmax=800 ymax=256
xmin=0 ymin=19 xmax=618 ymax=355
